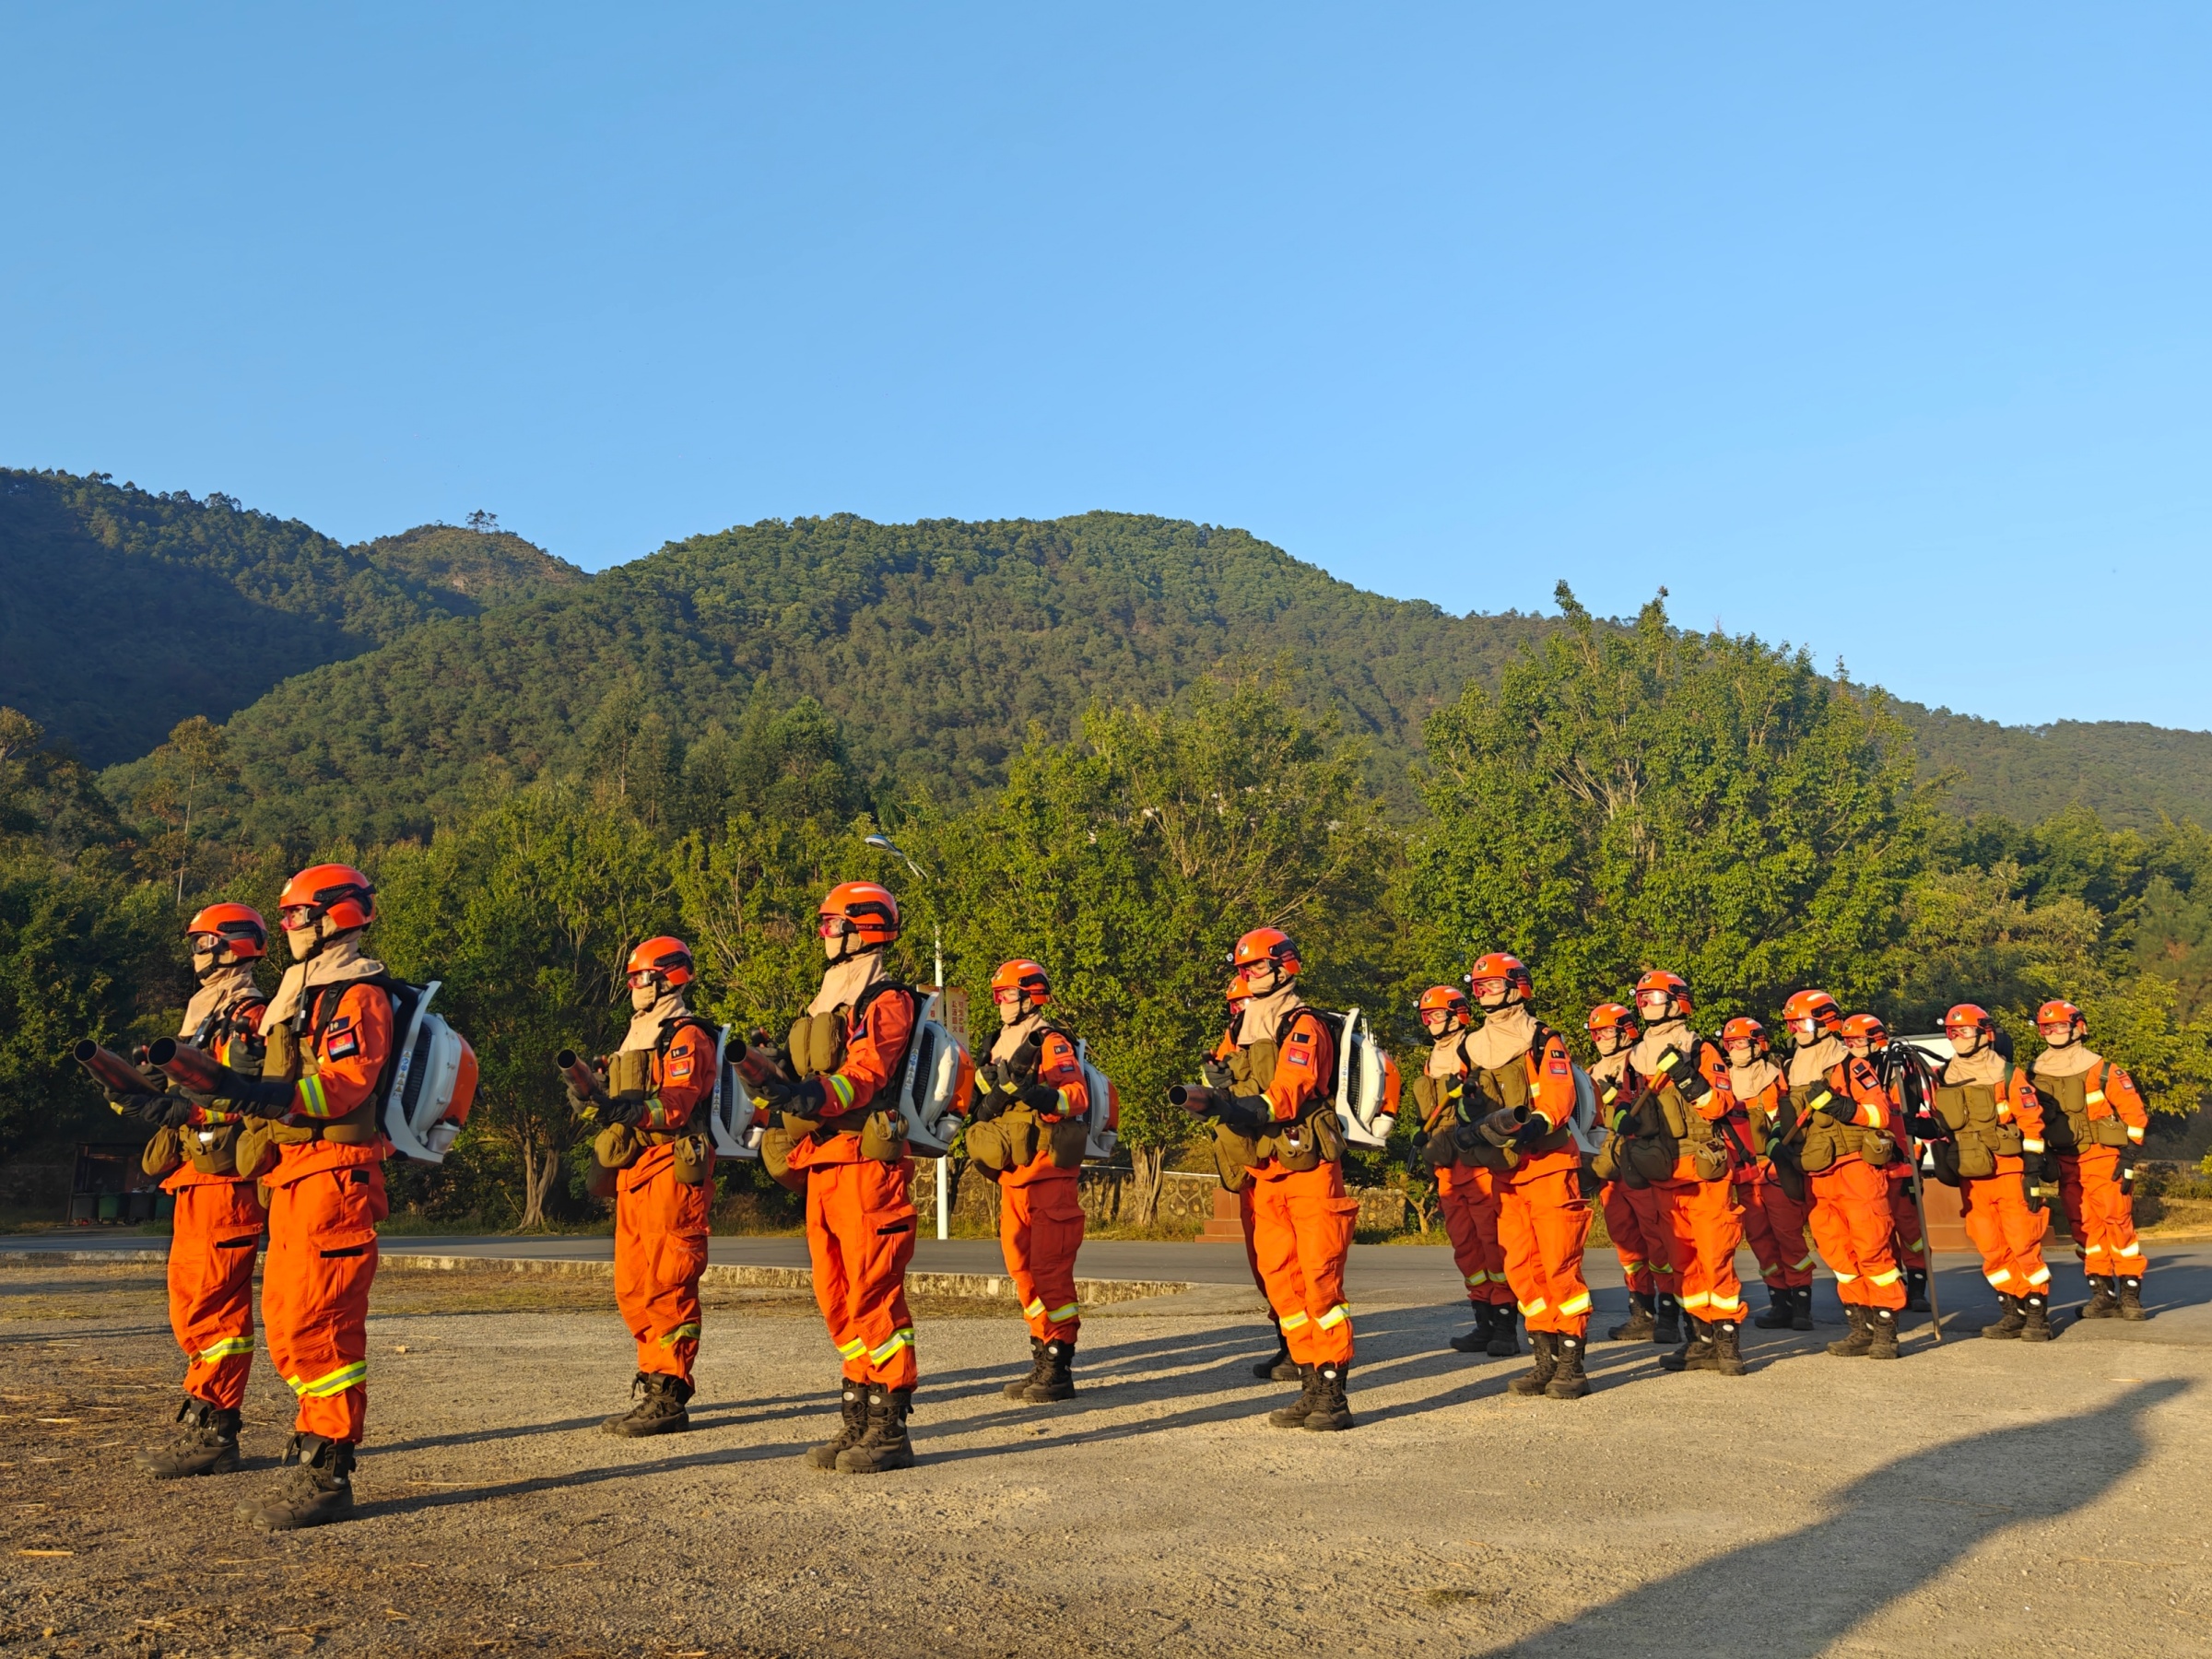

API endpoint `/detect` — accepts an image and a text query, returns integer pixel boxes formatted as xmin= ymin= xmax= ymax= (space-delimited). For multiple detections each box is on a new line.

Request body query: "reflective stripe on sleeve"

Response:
xmin=294 ymin=1074 xmax=330 ymax=1118
xmin=825 ymin=1074 xmax=857 ymax=1112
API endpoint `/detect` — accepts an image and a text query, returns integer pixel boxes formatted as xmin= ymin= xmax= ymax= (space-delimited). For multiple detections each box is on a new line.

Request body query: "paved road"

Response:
xmin=13 ymin=1226 xmax=2210 ymax=1327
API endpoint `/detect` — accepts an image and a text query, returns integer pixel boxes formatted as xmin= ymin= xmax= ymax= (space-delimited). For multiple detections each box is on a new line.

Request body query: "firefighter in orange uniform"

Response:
xmin=575 ymin=936 xmax=720 ymax=1436
xmin=2032 ymin=999 xmax=2151 ymax=1321
xmin=1839 ymin=1014 xmax=1931 ymax=1312
xmin=1621 ymin=972 xmax=1746 ymax=1376
xmin=207 ymin=865 xmax=395 ymax=1529
xmin=1724 ymin=1017 xmax=1816 ymax=1334
xmin=1454 ymin=953 xmax=1590 ymax=1399
xmin=1207 ymin=975 xmax=1303 ymax=1382
xmin=1781 ymin=990 xmax=1905 ymax=1359
xmin=116 ymin=904 xmax=270 ymax=1478
xmin=1409 ymin=984 xmax=1518 ymax=1357
xmin=970 ymin=959 xmax=1093 ymax=1403
xmin=1213 ymin=928 xmax=1359 ymax=1430
xmin=759 ymin=882 xmax=922 ymax=1473
xmin=1937 ymin=1004 xmax=2055 ymax=1340
xmin=1588 ymin=1003 xmax=1677 ymax=1344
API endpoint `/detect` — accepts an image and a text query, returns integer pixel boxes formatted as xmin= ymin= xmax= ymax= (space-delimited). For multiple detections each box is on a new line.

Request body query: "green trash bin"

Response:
xmin=154 ymin=1191 xmax=176 ymax=1222
xmin=97 ymin=1192 xmax=123 ymax=1222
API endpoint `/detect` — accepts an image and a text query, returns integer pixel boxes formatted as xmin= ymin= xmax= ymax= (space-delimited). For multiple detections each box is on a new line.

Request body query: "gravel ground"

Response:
xmin=3 ymin=1260 xmax=2209 ymax=1659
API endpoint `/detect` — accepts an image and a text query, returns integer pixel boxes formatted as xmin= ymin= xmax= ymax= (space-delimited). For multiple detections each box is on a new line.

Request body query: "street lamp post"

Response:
xmin=864 ymin=832 xmax=950 ymax=1241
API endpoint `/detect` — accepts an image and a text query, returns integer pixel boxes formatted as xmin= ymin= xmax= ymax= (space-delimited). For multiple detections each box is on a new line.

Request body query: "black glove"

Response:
xmin=1216 ymin=1095 xmax=1273 ymax=1137
xmin=1661 ymin=1048 xmax=1712 ymax=1102
xmin=230 ymin=1074 xmax=296 ymax=1119
xmin=564 ymin=1079 xmax=602 ymax=1115
xmin=970 ymin=1093 xmax=1007 ymax=1124
xmin=130 ymin=1094 xmax=185 ymax=1125
xmin=1200 ymin=1061 xmax=1234 ymax=1092
xmin=1817 ymin=1095 xmax=1858 ymax=1123
xmin=1018 ymin=1082 xmax=1061 ymax=1112
xmin=602 ymin=1091 xmax=649 ymax=1128
xmin=1476 ymin=1106 xmax=1528 ymax=1147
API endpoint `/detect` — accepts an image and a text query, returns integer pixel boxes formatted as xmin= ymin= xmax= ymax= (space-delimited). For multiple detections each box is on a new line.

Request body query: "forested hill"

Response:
xmin=146 ymin=512 xmax=1555 ymax=845
xmin=0 ymin=469 xmax=582 ymax=766
xmin=1900 ymin=708 xmax=2212 ymax=831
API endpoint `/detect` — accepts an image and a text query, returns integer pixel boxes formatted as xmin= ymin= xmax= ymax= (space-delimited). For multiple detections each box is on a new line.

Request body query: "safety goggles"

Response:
xmin=1468 ymin=978 xmax=1508 ymax=999
xmin=185 ymin=932 xmax=220 ymax=954
xmin=818 ymin=916 xmax=855 ymax=940
xmin=627 ymin=969 xmax=662 ymax=990
xmin=1941 ymin=1025 xmax=1983 ymax=1041
xmin=276 ymin=905 xmax=319 ymax=929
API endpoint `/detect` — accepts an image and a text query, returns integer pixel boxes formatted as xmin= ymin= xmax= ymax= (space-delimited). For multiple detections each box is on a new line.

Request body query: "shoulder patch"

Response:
xmin=666 ymin=1056 xmax=695 ymax=1081
xmin=325 ymin=1030 xmax=360 ymax=1061
xmin=1547 ymin=1056 xmax=1571 ymax=1075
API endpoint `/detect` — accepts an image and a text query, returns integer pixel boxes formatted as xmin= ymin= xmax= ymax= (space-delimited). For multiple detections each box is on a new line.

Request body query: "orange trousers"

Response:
xmin=1807 ymin=1159 xmax=1904 ymax=1310
xmin=1739 ymin=1177 xmax=1816 ymax=1289
xmin=166 ymin=1179 xmax=264 ymax=1411
xmin=806 ymin=1158 xmax=918 ymax=1388
xmin=264 ymin=1162 xmax=384 ymax=1443
xmin=1599 ymin=1178 xmax=1673 ymax=1300
xmin=1653 ymin=1177 xmax=1744 ymax=1323
xmin=1249 ymin=1161 xmax=1359 ymax=1366
xmin=1886 ymin=1178 xmax=1928 ymax=1271
xmin=615 ymin=1157 xmax=712 ymax=1383
xmin=1499 ymin=1163 xmax=1594 ymax=1335
xmin=1001 ymin=1170 xmax=1085 ymax=1341
xmin=1961 ymin=1171 xmax=2051 ymax=1299
xmin=1437 ymin=1163 xmax=1512 ymax=1307
xmin=2057 ymin=1148 xmax=2145 ymax=1282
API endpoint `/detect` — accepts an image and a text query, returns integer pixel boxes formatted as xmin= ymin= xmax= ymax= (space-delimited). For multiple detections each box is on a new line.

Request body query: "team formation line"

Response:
xmin=79 ymin=864 xmax=2153 ymax=1528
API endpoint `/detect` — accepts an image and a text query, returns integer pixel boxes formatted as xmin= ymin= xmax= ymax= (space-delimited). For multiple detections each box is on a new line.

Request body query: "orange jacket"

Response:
xmin=168 ymin=989 xmax=268 ymax=1185
xmin=2058 ymin=1059 xmax=2151 ymax=1147
xmin=1506 ymin=1024 xmax=1583 ymax=1182
xmin=1003 ymin=1027 xmax=1092 ymax=1189
xmin=611 ymin=1018 xmax=720 ymax=1191
xmin=786 ymin=985 xmax=916 ymax=1171
xmin=1994 ymin=1065 xmax=2047 ymax=1173
xmin=1258 ymin=1006 xmax=1336 ymax=1125
xmin=271 ymin=980 xmax=394 ymax=1181
xmin=1625 ymin=1035 xmax=1736 ymax=1182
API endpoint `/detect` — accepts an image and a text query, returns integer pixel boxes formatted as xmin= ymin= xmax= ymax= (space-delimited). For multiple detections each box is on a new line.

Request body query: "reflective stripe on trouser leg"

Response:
xmin=170 ymin=1182 xmax=264 ymax=1412
xmin=1251 ymin=1163 xmax=1357 ymax=1364
xmin=261 ymin=1166 xmax=380 ymax=1444
xmin=808 ymin=1158 xmax=920 ymax=1389
xmin=1002 ymin=1171 xmax=1085 ymax=1341
xmin=617 ymin=1157 xmax=710 ymax=1383
xmin=1498 ymin=1163 xmax=1594 ymax=1335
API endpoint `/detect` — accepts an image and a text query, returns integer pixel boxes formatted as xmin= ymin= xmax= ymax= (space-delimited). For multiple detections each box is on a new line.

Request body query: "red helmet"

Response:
xmin=626 ymin=935 xmax=694 ymax=989
xmin=1466 ymin=951 xmax=1534 ymax=1002
xmin=819 ymin=880 xmax=900 ymax=945
xmin=185 ymin=901 xmax=266 ymax=960
xmin=278 ymin=864 xmax=376 ymax=932
xmin=1840 ymin=1013 xmax=1888 ymax=1048
xmin=1943 ymin=1003 xmax=1995 ymax=1037
xmin=1721 ymin=1016 xmax=1767 ymax=1052
xmin=1587 ymin=1003 xmax=1639 ymax=1041
xmin=1418 ymin=984 xmax=1470 ymax=1021
xmin=991 ymin=959 xmax=1052 ymax=1008
xmin=1634 ymin=970 xmax=1691 ymax=1015
xmin=1781 ymin=989 xmax=1841 ymax=1033
xmin=1230 ymin=926 xmax=1301 ymax=977
xmin=2036 ymin=999 xmax=2085 ymax=1033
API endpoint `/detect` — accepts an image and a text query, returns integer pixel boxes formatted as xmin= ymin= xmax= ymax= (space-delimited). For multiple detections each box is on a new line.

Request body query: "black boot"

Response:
xmin=1509 ymin=1331 xmax=1559 ymax=1396
xmin=1866 ymin=1306 xmax=1900 ymax=1360
xmin=2082 ymin=1277 xmax=2120 ymax=1320
xmin=1004 ymin=1337 xmax=1047 ymax=1400
xmin=239 ymin=1434 xmax=353 ymax=1531
xmin=1608 ymin=1291 xmax=1657 ymax=1341
xmin=803 ymin=1382 xmax=869 ymax=1469
xmin=1023 ymin=1338 xmax=1076 ymax=1403
xmin=1485 ymin=1305 xmax=1520 ymax=1358
xmin=1711 ymin=1321 xmax=1747 ymax=1377
xmin=1982 ymin=1295 xmax=2027 ymax=1340
xmin=1827 ymin=1306 xmax=1874 ymax=1358
xmin=1661 ymin=1318 xmax=1715 ymax=1372
xmin=1752 ymin=1287 xmax=1794 ymax=1330
xmin=603 ymin=1371 xmax=692 ymax=1438
xmin=1791 ymin=1284 xmax=1816 ymax=1332
xmin=1652 ymin=1292 xmax=1682 ymax=1346
xmin=2019 ymin=1293 xmax=2054 ymax=1342
xmin=1904 ymin=1269 xmax=1931 ymax=1312
xmin=1253 ymin=1313 xmax=1300 ymax=1382
xmin=1267 ymin=1364 xmax=1322 ymax=1429
xmin=1449 ymin=1303 xmax=1493 ymax=1354
xmin=1545 ymin=1333 xmax=1590 ymax=1399
xmin=1302 ymin=1362 xmax=1354 ymax=1431
xmin=835 ymin=1387 xmax=915 ymax=1473
xmin=139 ymin=1396 xmax=241 ymax=1479
xmin=2119 ymin=1277 xmax=2147 ymax=1322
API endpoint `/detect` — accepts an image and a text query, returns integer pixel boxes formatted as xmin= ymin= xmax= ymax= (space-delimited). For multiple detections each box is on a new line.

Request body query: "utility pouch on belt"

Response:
xmin=594 ymin=1122 xmax=644 ymax=1171
xmin=1211 ymin=1124 xmax=1262 ymax=1190
xmin=141 ymin=1125 xmax=182 ymax=1179
xmin=1690 ymin=1141 xmax=1731 ymax=1182
xmin=672 ymin=1132 xmax=712 ymax=1186
xmin=1047 ymin=1117 xmax=1090 ymax=1169
xmin=1772 ymin=1148 xmax=1807 ymax=1203
xmin=969 ymin=1106 xmax=1038 ymax=1173
xmin=963 ymin=1114 xmax=1011 ymax=1175
xmin=1796 ymin=1119 xmax=1839 ymax=1173
xmin=185 ymin=1121 xmax=244 ymax=1177
xmin=1953 ymin=1134 xmax=1996 ymax=1180
xmin=759 ymin=1124 xmax=810 ymax=1194
xmin=231 ymin=1120 xmax=284 ymax=1182
xmin=1625 ymin=1136 xmax=1674 ymax=1184
xmin=1310 ymin=1106 xmax=1346 ymax=1164
xmin=2091 ymin=1114 xmax=2131 ymax=1149
xmin=1590 ymin=1132 xmax=1620 ymax=1182
xmin=1928 ymin=1138 xmax=1962 ymax=1187
xmin=858 ymin=1109 xmax=906 ymax=1164
xmin=1994 ymin=1124 xmax=2024 ymax=1158
xmin=1862 ymin=1130 xmax=1896 ymax=1169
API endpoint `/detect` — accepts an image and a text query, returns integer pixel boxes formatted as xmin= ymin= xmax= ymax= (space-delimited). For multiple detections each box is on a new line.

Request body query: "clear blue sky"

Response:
xmin=5 ymin=6 xmax=2206 ymax=730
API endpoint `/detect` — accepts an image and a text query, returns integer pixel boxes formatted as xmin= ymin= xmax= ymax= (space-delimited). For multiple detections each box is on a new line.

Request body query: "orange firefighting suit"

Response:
xmin=260 ymin=975 xmax=394 ymax=1446
xmin=1941 ymin=1057 xmax=2053 ymax=1300
xmin=162 ymin=982 xmax=268 ymax=1412
xmin=1731 ymin=1068 xmax=1815 ymax=1293
xmin=992 ymin=1022 xmax=1093 ymax=1343
xmin=1625 ymin=1023 xmax=1744 ymax=1326
xmin=2034 ymin=1050 xmax=2149 ymax=1288
xmin=612 ymin=1018 xmax=718 ymax=1384
xmin=786 ymin=980 xmax=920 ymax=1390
xmin=1414 ymin=1029 xmax=1512 ymax=1313
xmin=1240 ymin=998 xmax=1358 ymax=1367
xmin=1476 ymin=1014 xmax=1591 ymax=1338
xmin=1788 ymin=1037 xmax=1905 ymax=1313
xmin=1590 ymin=1052 xmax=1673 ymax=1304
